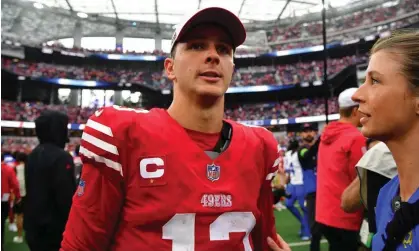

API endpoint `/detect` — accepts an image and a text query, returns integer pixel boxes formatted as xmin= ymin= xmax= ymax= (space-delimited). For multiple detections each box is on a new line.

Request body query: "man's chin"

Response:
xmin=195 ymin=85 xmax=227 ymax=98
xmin=303 ymin=138 xmax=314 ymax=143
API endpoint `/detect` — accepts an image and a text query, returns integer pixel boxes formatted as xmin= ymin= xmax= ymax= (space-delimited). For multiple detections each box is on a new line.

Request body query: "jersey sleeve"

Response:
xmin=61 ymin=106 xmax=134 ymax=251
xmin=251 ymin=131 xmax=281 ymax=250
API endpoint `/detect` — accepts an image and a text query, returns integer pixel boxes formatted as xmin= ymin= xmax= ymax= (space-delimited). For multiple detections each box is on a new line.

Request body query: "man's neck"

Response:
xmin=386 ymin=123 xmax=419 ymax=202
xmin=339 ymin=117 xmax=358 ymax=127
xmin=167 ymin=91 xmax=224 ymax=133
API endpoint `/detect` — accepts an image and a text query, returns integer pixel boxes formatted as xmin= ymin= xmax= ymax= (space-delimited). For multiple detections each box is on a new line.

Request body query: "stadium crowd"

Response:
xmin=2 ymin=55 xmax=365 ymax=89
xmin=1 ymin=96 xmax=339 ymax=154
xmin=1 ymin=97 xmax=338 ymax=124
xmin=1 ymin=137 xmax=81 ymax=155
xmin=225 ymin=98 xmax=338 ymax=121
xmin=1 ymin=101 xmax=95 ymax=125
xmin=267 ymin=0 xmax=418 ymax=43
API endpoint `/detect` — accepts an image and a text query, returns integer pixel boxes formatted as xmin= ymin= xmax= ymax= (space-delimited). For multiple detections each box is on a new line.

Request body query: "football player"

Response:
xmin=284 ymin=139 xmax=310 ymax=240
xmin=61 ymin=7 xmax=287 ymax=251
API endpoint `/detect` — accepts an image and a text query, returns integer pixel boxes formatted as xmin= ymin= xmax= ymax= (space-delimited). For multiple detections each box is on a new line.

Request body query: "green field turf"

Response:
xmin=3 ymin=209 xmax=328 ymax=251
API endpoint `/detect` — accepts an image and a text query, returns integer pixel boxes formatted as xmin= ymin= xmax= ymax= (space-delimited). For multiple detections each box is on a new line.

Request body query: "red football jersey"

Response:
xmin=61 ymin=106 xmax=281 ymax=251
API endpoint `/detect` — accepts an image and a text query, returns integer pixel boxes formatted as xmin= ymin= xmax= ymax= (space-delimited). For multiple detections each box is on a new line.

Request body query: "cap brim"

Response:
xmin=302 ymin=123 xmax=315 ymax=131
xmin=175 ymin=7 xmax=246 ymax=49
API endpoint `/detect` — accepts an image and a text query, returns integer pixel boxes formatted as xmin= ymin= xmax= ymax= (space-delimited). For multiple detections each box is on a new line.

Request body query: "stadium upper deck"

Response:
xmin=1 ymin=0 xmax=418 ymax=56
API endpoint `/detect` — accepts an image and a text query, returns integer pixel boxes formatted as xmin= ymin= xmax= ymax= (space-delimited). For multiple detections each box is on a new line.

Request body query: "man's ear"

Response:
xmin=164 ymin=58 xmax=176 ymax=81
xmin=353 ymin=106 xmax=360 ymax=117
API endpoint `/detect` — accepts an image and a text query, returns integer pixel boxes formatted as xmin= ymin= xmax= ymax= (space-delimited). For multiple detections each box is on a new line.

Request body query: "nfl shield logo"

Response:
xmin=77 ymin=179 xmax=85 ymax=196
xmin=206 ymin=164 xmax=220 ymax=182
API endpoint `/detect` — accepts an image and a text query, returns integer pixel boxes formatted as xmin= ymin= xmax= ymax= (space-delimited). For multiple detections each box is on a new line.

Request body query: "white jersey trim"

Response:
xmin=79 ymin=146 xmax=123 ymax=177
xmin=82 ymin=132 xmax=119 ymax=155
xmin=86 ymin=119 xmax=114 ymax=137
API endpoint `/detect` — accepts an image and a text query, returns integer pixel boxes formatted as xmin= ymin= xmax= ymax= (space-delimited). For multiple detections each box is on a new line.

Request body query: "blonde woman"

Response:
xmin=351 ymin=30 xmax=419 ymax=251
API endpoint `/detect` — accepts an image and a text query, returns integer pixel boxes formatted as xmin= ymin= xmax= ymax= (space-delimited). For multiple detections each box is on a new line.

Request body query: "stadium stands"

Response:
xmin=268 ymin=0 xmax=418 ymax=44
xmin=1 ymin=55 xmax=366 ymax=89
xmin=23 ymin=0 xmax=416 ymax=56
xmin=2 ymin=98 xmax=338 ymax=124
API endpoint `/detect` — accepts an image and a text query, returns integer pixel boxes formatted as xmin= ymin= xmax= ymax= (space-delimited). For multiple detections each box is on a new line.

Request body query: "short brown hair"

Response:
xmin=339 ymin=106 xmax=357 ymax=118
xmin=371 ymin=30 xmax=419 ymax=95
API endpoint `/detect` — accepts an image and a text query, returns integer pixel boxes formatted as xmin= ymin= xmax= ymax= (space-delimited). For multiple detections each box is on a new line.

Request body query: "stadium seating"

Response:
xmin=1 ymin=136 xmax=80 ymax=154
xmin=2 ymin=97 xmax=338 ymax=124
xmin=1 ymin=100 xmax=95 ymax=124
xmin=1 ymin=55 xmax=366 ymax=89
xmin=268 ymin=0 xmax=418 ymax=44
xmin=225 ymin=98 xmax=338 ymax=121
xmin=1 ymin=97 xmax=335 ymax=153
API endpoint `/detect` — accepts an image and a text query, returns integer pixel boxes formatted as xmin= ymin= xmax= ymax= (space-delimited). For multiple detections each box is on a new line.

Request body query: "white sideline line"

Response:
xmin=289 ymin=239 xmax=327 ymax=247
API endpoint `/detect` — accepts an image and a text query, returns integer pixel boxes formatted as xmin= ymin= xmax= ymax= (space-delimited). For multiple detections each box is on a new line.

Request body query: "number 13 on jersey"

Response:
xmin=163 ymin=212 xmax=256 ymax=251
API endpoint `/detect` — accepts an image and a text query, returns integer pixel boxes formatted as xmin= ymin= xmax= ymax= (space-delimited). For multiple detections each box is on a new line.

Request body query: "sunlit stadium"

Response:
xmin=1 ymin=0 xmax=419 ymax=250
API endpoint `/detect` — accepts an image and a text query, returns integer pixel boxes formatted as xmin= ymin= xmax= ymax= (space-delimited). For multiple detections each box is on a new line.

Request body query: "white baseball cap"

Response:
xmin=338 ymin=87 xmax=359 ymax=108
xmin=170 ymin=7 xmax=246 ymax=54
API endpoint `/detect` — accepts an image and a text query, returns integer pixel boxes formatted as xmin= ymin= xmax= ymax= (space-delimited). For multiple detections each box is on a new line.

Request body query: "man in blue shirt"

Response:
xmin=284 ymin=139 xmax=311 ymax=240
xmin=373 ymin=176 xmax=419 ymax=250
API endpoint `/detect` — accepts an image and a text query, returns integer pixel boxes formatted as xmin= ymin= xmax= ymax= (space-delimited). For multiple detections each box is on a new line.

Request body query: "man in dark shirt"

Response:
xmin=298 ymin=123 xmax=321 ymax=251
xmin=24 ymin=110 xmax=76 ymax=251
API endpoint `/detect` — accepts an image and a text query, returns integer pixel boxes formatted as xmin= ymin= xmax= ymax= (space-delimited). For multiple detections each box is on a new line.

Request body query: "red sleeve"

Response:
xmin=61 ymin=107 xmax=130 ymax=251
xmin=251 ymin=132 xmax=281 ymax=251
xmin=348 ymin=134 xmax=366 ymax=180
xmin=7 ymin=166 xmax=21 ymax=199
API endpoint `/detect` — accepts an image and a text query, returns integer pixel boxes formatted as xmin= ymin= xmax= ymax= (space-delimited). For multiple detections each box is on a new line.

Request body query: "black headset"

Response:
xmin=212 ymin=121 xmax=232 ymax=153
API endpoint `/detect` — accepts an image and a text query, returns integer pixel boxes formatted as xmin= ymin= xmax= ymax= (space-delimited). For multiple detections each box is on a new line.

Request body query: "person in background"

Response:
xmin=341 ymin=139 xmax=397 ymax=250
xmin=272 ymin=146 xmax=288 ymax=211
xmin=298 ymin=123 xmax=321 ymax=251
xmin=3 ymin=152 xmax=18 ymax=233
xmin=284 ymin=139 xmax=311 ymax=240
xmin=272 ymin=170 xmax=289 ymax=212
xmin=24 ymin=110 xmax=76 ymax=251
xmin=1 ymin=152 xmax=21 ymax=251
xmin=13 ymin=152 xmax=28 ymax=244
xmin=352 ymin=30 xmax=419 ymax=251
xmin=341 ymin=139 xmax=380 ymax=213
xmin=316 ymin=87 xmax=366 ymax=251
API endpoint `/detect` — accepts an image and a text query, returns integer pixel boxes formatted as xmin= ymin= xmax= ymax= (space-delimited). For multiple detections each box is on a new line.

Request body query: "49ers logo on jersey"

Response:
xmin=138 ymin=157 xmax=167 ymax=187
xmin=201 ymin=194 xmax=232 ymax=208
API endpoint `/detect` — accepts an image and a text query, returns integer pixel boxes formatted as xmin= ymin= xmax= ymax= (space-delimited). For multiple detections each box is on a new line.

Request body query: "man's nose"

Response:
xmin=205 ymin=46 xmax=220 ymax=64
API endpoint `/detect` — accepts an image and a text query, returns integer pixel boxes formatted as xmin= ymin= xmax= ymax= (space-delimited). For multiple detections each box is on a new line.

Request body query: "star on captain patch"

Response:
xmin=206 ymin=164 xmax=220 ymax=182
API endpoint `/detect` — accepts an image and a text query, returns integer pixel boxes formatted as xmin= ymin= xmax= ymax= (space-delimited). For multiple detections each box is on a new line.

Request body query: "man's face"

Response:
xmin=301 ymin=130 xmax=316 ymax=143
xmin=164 ymin=24 xmax=235 ymax=98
